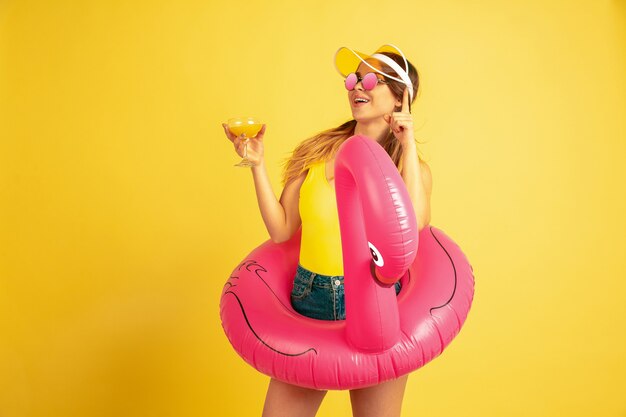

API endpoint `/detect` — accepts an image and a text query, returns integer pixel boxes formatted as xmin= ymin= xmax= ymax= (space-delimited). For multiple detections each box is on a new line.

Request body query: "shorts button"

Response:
xmin=334 ymin=279 xmax=341 ymax=286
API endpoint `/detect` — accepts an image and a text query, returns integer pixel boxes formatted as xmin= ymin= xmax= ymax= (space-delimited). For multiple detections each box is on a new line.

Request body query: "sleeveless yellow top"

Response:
xmin=298 ymin=161 xmax=344 ymax=276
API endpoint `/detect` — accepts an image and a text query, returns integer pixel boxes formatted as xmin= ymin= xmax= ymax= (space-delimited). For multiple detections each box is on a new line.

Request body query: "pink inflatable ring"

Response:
xmin=220 ymin=135 xmax=475 ymax=390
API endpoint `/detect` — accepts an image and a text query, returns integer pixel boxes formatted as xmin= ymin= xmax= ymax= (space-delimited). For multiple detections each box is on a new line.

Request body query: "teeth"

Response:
xmin=355 ymin=98 xmax=369 ymax=103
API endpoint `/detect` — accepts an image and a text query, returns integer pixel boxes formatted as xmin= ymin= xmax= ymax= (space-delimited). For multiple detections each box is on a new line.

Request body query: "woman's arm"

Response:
xmin=385 ymin=90 xmax=432 ymax=230
xmin=250 ymin=161 xmax=306 ymax=243
xmin=400 ymin=142 xmax=432 ymax=231
xmin=222 ymin=122 xmax=305 ymax=243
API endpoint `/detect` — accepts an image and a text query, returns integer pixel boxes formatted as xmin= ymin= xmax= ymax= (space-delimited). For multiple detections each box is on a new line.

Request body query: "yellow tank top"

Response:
xmin=298 ymin=161 xmax=344 ymax=276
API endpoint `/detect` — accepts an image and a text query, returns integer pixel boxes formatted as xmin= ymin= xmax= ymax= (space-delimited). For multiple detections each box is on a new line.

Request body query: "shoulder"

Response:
xmin=282 ymin=167 xmax=308 ymax=189
xmin=295 ymin=169 xmax=309 ymax=183
xmin=280 ymin=169 xmax=308 ymax=201
xmin=296 ymin=167 xmax=310 ymax=185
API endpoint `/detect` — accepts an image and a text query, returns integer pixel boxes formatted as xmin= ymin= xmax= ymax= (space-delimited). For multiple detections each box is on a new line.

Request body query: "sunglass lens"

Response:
xmin=362 ymin=72 xmax=379 ymax=90
xmin=345 ymin=73 xmax=358 ymax=90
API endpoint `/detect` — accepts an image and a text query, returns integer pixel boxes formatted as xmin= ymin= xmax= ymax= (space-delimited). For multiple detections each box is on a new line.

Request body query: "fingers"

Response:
xmin=386 ymin=114 xmax=400 ymax=134
xmin=222 ymin=123 xmax=237 ymax=142
xmin=234 ymin=134 xmax=248 ymax=150
xmin=222 ymin=124 xmax=246 ymax=149
xmin=391 ymin=112 xmax=412 ymax=121
xmin=388 ymin=111 xmax=413 ymax=134
xmin=256 ymin=124 xmax=266 ymax=140
xmin=234 ymin=138 xmax=263 ymax=166
xmin=402 ymin=87 xmax=410 ymax=113
xmin=235 ymin=138 xmax=246 ymax=154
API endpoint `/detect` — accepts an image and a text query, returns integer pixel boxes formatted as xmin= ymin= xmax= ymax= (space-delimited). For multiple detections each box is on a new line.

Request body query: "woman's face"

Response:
xmin=348 ymin=60 xmax=401 ymax=121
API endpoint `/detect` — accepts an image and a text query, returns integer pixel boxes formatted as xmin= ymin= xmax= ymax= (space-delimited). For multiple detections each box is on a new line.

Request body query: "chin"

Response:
xmin=352 ymin=113 xmax=382 ymax=123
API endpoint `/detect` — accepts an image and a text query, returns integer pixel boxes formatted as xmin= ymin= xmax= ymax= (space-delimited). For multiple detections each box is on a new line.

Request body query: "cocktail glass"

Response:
xmin=227 ymin=117 xmax=263 ymax=167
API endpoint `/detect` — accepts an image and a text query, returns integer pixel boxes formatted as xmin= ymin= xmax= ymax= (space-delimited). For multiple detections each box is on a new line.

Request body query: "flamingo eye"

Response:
xmin=368 ymin=242 xmax=384 ymax=267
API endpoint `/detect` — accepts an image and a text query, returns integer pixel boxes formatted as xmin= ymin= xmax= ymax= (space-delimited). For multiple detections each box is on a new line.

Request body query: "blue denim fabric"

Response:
xmin=290 ymin=263 xmax=402 ymax=321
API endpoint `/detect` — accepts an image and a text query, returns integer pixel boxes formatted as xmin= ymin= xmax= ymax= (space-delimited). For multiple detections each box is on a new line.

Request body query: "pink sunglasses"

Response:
xmin=344 ymin=72 xmax=388 ymax=91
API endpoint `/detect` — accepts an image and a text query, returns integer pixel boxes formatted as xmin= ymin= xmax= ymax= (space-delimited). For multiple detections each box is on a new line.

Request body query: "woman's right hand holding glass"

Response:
xmin=222 ymin=123 xmax=266 ymax=167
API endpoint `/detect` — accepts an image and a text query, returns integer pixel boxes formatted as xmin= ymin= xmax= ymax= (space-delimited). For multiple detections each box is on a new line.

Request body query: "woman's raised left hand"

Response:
xmin=383 ymin=87 xmax=414 ymax=147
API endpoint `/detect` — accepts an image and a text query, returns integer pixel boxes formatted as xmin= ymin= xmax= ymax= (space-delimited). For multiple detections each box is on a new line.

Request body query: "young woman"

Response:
xmin=222 ymin=44 xmax=432 ymax=417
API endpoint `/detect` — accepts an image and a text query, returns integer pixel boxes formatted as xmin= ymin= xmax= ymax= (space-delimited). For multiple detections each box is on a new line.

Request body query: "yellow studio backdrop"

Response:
xmin=1 ymin=0 xmax=625 ymax=416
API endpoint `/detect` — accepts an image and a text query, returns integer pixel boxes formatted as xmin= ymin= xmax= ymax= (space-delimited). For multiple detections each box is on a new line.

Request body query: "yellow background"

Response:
xmin=1 ymin=1 xmax=625 ymax=416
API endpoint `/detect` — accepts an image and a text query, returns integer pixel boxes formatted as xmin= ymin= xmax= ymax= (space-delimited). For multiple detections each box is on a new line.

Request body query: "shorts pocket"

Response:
xmin=292 ymin=285 xmax=335 ymax=321
xmin=291 ymin=270 xmax=315 ymax=300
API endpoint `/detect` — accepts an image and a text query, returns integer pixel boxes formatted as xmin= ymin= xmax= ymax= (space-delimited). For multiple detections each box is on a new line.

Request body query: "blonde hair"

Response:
xmin=280 ymin=51 xmax=424 ymax=187
xmin=280 ymin=119 xmax=425 ymax=187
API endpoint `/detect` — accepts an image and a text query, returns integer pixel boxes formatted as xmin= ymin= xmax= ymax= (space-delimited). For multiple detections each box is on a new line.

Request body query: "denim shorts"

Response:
xmin=290 ymin=263 xmax=402 ymax=321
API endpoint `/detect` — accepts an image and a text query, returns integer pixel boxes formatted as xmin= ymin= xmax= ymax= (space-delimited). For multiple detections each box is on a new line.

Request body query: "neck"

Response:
xmin=354 ymin=118 xmax=390 ymax=143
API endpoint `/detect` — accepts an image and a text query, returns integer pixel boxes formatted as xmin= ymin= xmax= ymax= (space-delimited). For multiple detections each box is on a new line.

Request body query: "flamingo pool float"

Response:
xmin=220 ymin=135 xmax=475 ymax=390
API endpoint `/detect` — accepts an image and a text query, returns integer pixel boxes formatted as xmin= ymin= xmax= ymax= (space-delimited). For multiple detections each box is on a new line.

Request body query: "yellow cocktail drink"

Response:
xmin=229 ymin=123 xmax=263 ymax=138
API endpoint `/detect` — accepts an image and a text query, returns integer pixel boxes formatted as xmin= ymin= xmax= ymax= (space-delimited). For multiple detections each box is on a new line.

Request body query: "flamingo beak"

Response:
xmin=370 ymin=259 xmax=398 ymax=287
